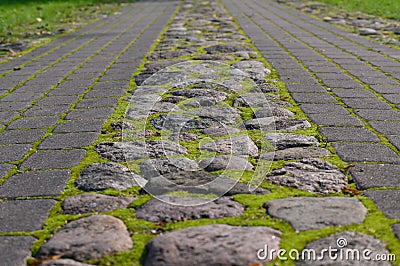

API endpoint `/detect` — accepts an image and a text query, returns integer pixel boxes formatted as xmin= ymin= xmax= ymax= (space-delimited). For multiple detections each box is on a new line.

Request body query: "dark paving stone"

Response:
xmin=36 ymin=215 xmax=133 ymax=262
xmin=0 ymin=163 xmax=12 ymax=178
xmin=0 ymin=144 xmax=32 ymax=162
xmin=0 ymin=236 xmax=36 ymax=266
xmin=387 ymin=135 xmax=400 ymax=150
xmin=265 ymin=146 xmax=330 ymax=160
xmin=22 ymin=105 xmax=71 ymax=116
xmin=285 ymin=84 xmax=326 ymax=93
xmin=36 ymin=96 xmax=80 ymax=106
xmin=322 ymin=79 xmax=363 ymax=89
xmin=92 ymin=81 xmax=129 ymax=90
xmin=319 ymin=127 xmax=380 ymax=142
xmin=265 ymin=197 xmax=367 ymax=231
xmin=0 ymin=101 xmax=33 ymax=111
xmin=350 ymin=164 xmax=400 ymax=189
xmin=38 ymin=132 xmax=99 ymax=149
xmin=307 ymin=113 xmax=364 ymax=126
xmin=0 ymin=199 xmax=57 ymax=232
xmin=369 ymin=121 xmax=400 ymax=135
xmin=75 ymin=98 xmax=119 ymax=108
xmin=342 ymin=98 xmax=391 ymax=109
xmin=57 ymin=79 xmax=93 ymax=89
xmin=382 ymin=94 xmax=400 ymax=104
xmin=143 ymin=224 xmax=281 ymax=266
xmin=333 ymin=143 xmax=400 ymax=163
xmin=199 ymin=155 xmax=253 ymax=171
xmin=0 ymin=111 xmax=19 ymax=123
xmin=300 ymin=103 xmax=349 ymax=114
xmin=0 ymin=92 xmax=42 ymax=102
xmin=21 ymin=149 xmax=86 ymax=170
xmin=0 ymin=170 xmax=70 ymax=198
xmin=0 ymin=129 xmax=46 ymax=144
xmin=7 ymin=116 xmax=59 ymax=129
xmin=358 ymin=76 xmax=399 ymax=85
xmin=290 ymin=93 xmax=337 ymax=103
xmin=65 ymin=108 xmax=114 ymax=120
xmin=53 ymin=119 xmax=105 ymax=133
xmin=370 ymin=85 xmax=400 ymax=94
xmin=84 ymin=89 xmax=126 ymax=98
xmin=354 ymin=109 xmax=400 ymax=120
xmin=62 ymin=194 xmax=136 ymax=214
xmin=364 ymin=190 xmax=400 ymax=219
xmin=48 ymin=87 xmax=88 ymax=96
xmin=331 ymin=88 xmax=377 ymax=98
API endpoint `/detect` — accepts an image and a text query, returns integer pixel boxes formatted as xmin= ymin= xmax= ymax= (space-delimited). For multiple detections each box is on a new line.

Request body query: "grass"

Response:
xmin=0 ymin=0 xmax=136 ymax=44
xmin=314 ymin=0 xmax=400 ymax=20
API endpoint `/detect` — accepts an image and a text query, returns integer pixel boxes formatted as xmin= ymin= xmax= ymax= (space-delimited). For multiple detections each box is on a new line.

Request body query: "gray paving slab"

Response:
xmin=300 ymin=103 xmax=349 ymax=114
xmin=369 ymin=121 xmax=400 ymax=135
xmin=38 ymin=132 xmax=99 ymax=149
xmin=0 ymin=144 xmax=32 ymax=163
xmin=21 ymin=149 xmax=86 ymax=170
xmin=342 ymin=98 xmax=392 ymax=109
xmin=333 ymin=143 xmax=400 ymax=163
xmin=0 ymin=199 xmax=57 ymax=232
xmin=0 ymin=236 xmax=36 ymax=266
xmin=350 ymin=164 xmax=400 ymax=189
xmin=387 ymin=135 xmax=400 ymax=150
xmin=7 ymin=116 xmax=60 ymax=130
xmin=53 ymin=119 xmax=105 ymax=133
xmin=363 ymin=190 xmax=400 ymax=219
xmin=307 ymin=114 xmax=364 ymax=126
xmin=0 ymin=170 xmax=71 ymax=198
xmin=319 ymin=127 xmax=380 ymax=142
xmin=290 ymin=93 xmax=337 ymax=103
xmin=65 ymin=108 xmax=114 ymax=120
xmin=0 ymin=129 xmax=47 ymax=144
xmin=0 ymin=164 xmax=12 ymax=178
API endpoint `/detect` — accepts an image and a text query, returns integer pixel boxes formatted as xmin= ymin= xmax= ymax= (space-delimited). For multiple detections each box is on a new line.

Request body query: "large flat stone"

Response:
xmin=333 ymin=144 xmax=400 ymax=163
xmin=0 ymin=236 xmax=36 ymax=266
xmin=143 ymin=224 xmax=281 ymax=266
xmin=200 ymin=135 xmax=258 ymax=156
xmin=263 ymin=133 xmax=319 ymax=149
xmin=199 ymin=155 xmax=253 ymax=171
xmin=350 ymin=164 xmax=400 ymax=189
xmin=265 ymin=197 xmax=367 ymax=231
xmin=363 ymin=190 xmax=400 ymax=219
xmin=139 ymin=157 xmax=199 ymax=179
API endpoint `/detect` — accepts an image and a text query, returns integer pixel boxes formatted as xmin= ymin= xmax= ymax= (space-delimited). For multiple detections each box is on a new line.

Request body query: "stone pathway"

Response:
xmin=0 ymin=0 xmax=399 ymax=265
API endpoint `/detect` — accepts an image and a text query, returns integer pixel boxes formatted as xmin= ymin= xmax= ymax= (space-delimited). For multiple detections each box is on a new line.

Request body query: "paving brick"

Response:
xmin=48 ymin=87 xmax=87 ymax=96
xmin=300 ymin=104 xmax=349 ymax=114
xmin=57 ymin=79 xmax=94 ymax=89
xmin=22 ymin=105 xmax=71 ymax=117
xmin=0 ymin=236 xmax=36 ymax=266
xmin=387 ymin=135 xmax=400 ymax=151
xmin=369 ymin=121 xmax=400 ymax=135
xmin=84 ymin=88 xmax=126 ymax=98
xmin=0 ymin=170 xmax=70 ymax=198
xmin=363 ymin=190 xmax=400 ymax=219
xmin=319 ymin=127 xmax=380 ymax=142
xmin=7 ymin=116 xmax=59 ymax=129
xmin=21 ymin=149 xmax=86 ymax=170
xmin=370 ymin=85 xmax=400 ymax=94
xmin=333 ymin=143 xmax=400 ymax=163
xmin=38 ymin=132 xmax=99 ymax=149
xmin=36 ymin=95 xmax=80 ymax=106
xmin=75 ymin=98 xmax=119 ymax=108
xmin=342 ymin=98 xmax=392 ymax=109
xmin=53 ymin=119 xmax=105 ymax=133
xmin=92 ymin=81 xmax=130 ymax=90
xmin=0 ymin=199 xmax=57 ymax=232
xmin=357 ymin=76 xmax=399 ymax=85
xmin=354 ymin=109 xmax=400 ymax=120
xmin=290 ymin=93 xmax=337 ymax=103
xmin=15 ymin=84 xmax=53 ymax=94
xmin=0 ymin=129 xmax=46 ymax=144
xmin=350 ymin=164 xmax=400 ymax=189
xmin=285 ymin=84 xmax=326 ymax=93
xmin=331 ymin=89 xmax=376 ymax=98
xmin=0 ymin=164 xmax=12 ymax=178
xmin=0 ymin=144 xmax=32 ymax=163
xmin=382 ymin=94 xmax=400 ymax=104
xmin=0 ymin=93 xmax=42 ymax=102
xmin=0 ymin=111 xmax=19 ymax=123
xmin=322 ymin=79 xmax=363 ymax=89
xmin=0 ymin=101 xmax=33 ymax=112
xmin=304 ymin=114 xmax=364 ymax=126
xmin=65 ymin=108 xmax=114 ymax=120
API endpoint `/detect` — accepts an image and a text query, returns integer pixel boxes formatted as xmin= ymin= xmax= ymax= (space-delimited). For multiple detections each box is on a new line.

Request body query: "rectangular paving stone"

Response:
xmin=53 ymin=119 xmax=105 ymax=133
xmin=307 ymin=114 xmax=364 ymax=126
xmin=363 ymin=190 xmax=400 ymax=219
xmin=290 ymin=93 xmax=337 ymax=103
xmin=342 ymin=98 xmax=392 ymax=109
xmin=300 ymin=103 xmax=349 ymax=114
xmin=350 ymin=164 xmax=400 ymax=189
xmin=382 ymin=94 xmax=400 ymax=104
xmin=38 ymin=132 xmax=99 ymax=149
xmin=65 ymin=107 xmax=114 ymax=120
xmin=7 ymin=116 xmax=60 ymax=130
xmin=0 ymin=129 xmax=46 ymax=144
xmin=333 ymin=143 xmax=400 ymax=163
xmin=321 ymin=79 xmax=363 ymax=89
xmin=92 ymin=81 xmax=130 ymax=90
xmin=354 ymin=109 xmax=400 ymax=120
xmin=0 ymin=92 xmax=42 ymax=102
xmin=57 ymin=79 xmax=94 ymax=89
xmin=0 ymin=101 xmax=33 ymax=112
xmin=0 ymin=164 xmax=12 ymax=178
xmin=22 ymin=105 xmax=71 ymax=117
xmin=370 ymin=85 xmax=400 ymax=94
xmin=35 ymin=95 xmax=80 ymax=106
xmin=0 ymin=170 xmax=71 ymax=198
xmin=387 ymin=135 xmax=400 ymax=151
xmin=21 ymin=149 xmax=86 ymax=170
xmin=357 ymin=76 xmax=399 ymax=85
xmin=15 ymin=84 xmax=53 ymax=94
xmin=331 ymin=89 xmax=376 ymax=98
xmin=0 ymin=199 xmax=57 ymax=232
xmin=75 ymin=98 xmax=119 ymax=108
xmin=286 ymin=84 xmax=327 ymax=93
xmin=319 ymin=127 xmax=380 ymax=142
xmin=48 ymin=87 xmax=88 ymax=96
xmin=0 ymin=144 xmax=32 ymax=163
xmin=369 ymin=121 xmax=400 ymax=135
xmin=84 ymin=89 xmax=126 ymax=98
xmin=0 ymin=236 xmax=36 ymax=266
xmin=0 ymin=111 xmax=19 ymax=123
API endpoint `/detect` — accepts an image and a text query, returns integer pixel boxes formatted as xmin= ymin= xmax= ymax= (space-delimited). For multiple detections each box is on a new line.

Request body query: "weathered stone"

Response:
xmin=298 ymin=232 xmax=391 ymax=265
xmin=200 ymin=135 xmax=259 ymax=156
xmin=202 ymin=126 xmax=241 ymax=137
xmin=193 ymin=54 xmax=235 ymax=60
xmin=62 ymin=194 xmax=136 ymax=214
xmin=75 ymin=162 xmax=140 ymax=191
xmin=111 ymin=121 xmax=134 ymax=131
xmin=36 ymin=215 xmax=133 ymax=262
xmin=254 ymin=106 xmax=295 ymax=118
xmin=264 ymin=147 xmax=330 ymax=160
xmin=265 ymin=197 xmax=367 ymax=231
xmin=250 ymin=83 xmax=279 ymax=93
xmin=39 ymin=259 xmax=92 ymax=266
xmin=140 ymin=157 xmax=199 ymax=179
xmin=233 ymin=93 xmax=281 ymax=108
xmin=171 ymin=89 xmax=229 ymax=102
xmin=96 ymin=141 xmax=187 ymax=162
xmin=151 ymin=114 xmax=220 ymax=130
xmin=226 ymin=182 xmax=270 ymax=195
xmin=359 ymin=27 xmax=379 ymax=35
xmin=147 ymin=49 xmax=195 ymax=60
xmin=275 ymin=117 xmax=311 ymax=130
xmin=204 ymin=44 xmax=251 ymax=54
xmin=169 ymin=132 xmax=198 ymax=141
xmin=188 ymin=107 xmax=242 ymax=124
xmin=143 ymin=224 xmax=281 ymax=266
xmin=135 ymin=196 xmax=244 ymax=222
xmin=265 ymin=158 xmax=348 ymax=194
xmin=264 ymin=133 xmax=319 ymax=149
xmin=199 ymin=155 xmax=253 ymax=171
xmin=232 ymin=60 xmax=271 ymax=81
